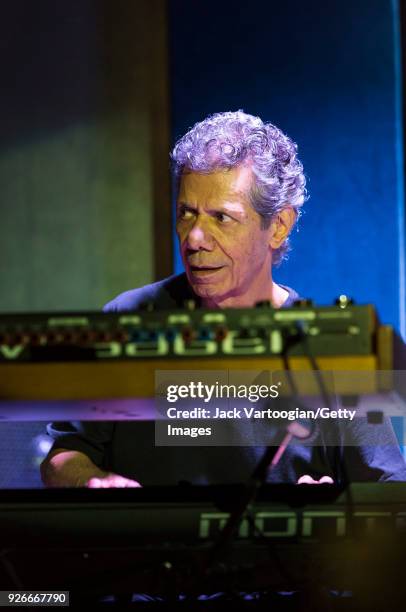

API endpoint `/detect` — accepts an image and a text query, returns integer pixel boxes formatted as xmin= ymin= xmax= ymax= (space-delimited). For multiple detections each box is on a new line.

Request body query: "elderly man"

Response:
xmin=41 ymin=111 xmax=406 ymax=488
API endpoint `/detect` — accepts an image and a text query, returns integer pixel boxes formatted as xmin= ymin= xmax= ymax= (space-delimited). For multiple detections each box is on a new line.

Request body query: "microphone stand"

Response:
xmin=198 ymin=325 xmax=317 ymax=586
xmin=202 ymin=413 xmax=309 ymax=583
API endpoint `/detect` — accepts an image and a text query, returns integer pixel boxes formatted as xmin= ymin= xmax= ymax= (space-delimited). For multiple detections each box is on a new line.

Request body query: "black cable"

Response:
xmin=285 ymin=320 xmax=355 ymax=537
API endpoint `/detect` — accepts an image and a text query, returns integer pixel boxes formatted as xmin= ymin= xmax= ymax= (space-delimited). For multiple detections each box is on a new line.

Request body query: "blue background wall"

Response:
xmin=169 ymin=0 xmax=405 ymax=336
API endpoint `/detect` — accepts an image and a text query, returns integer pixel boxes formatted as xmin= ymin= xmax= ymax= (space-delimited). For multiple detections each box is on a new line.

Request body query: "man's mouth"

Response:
xmin=190 ymin=266 xmax=223 ymax=271
xmin=188 ymin=265 xmax=224 ymax=276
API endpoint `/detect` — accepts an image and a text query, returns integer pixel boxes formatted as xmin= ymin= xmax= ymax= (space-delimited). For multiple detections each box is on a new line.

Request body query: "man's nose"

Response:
xmin=185 ymin=217 xmax=214 ymax=250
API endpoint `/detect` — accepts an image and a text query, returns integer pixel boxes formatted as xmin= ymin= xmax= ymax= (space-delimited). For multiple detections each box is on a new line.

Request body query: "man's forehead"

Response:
xmin=178 ymin=166 xmax=253 ymax=203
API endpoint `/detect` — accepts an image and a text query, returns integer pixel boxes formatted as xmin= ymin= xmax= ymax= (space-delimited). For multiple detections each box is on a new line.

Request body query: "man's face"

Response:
xmin=176 ymin=166 xmax=276 ymax=308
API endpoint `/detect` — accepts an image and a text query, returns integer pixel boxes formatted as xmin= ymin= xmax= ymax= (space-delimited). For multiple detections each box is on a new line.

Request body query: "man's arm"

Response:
xmin=40 ymin=448 xmax=141 ymax=488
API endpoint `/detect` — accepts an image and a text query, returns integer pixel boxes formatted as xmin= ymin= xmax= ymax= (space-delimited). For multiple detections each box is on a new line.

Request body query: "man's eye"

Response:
xmin=178 ymin=208 xmax=194 ymax=220
xmin=216 ymin=212 xmax=232 ymax=223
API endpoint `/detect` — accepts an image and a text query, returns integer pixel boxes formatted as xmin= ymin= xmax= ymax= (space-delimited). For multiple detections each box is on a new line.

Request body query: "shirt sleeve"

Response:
xmin=337 ymin=417 xmax=406 ymax=482
xmin=46 ymin=421 xmax=115 ymax=469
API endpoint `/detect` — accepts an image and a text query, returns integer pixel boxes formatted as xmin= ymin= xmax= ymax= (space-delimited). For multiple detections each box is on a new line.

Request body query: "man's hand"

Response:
xmin=41 ymin=449 xmax=142 ymax=488
xmin=297 ymin=475 xmax=334 ymax=485
xmin=86 ymin=474 xmax=142 ymax=488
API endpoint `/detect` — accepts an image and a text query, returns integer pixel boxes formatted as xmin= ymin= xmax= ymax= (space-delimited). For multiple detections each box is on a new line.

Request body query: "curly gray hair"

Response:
xmin=171 ymin=110 xmax=307 ymax=265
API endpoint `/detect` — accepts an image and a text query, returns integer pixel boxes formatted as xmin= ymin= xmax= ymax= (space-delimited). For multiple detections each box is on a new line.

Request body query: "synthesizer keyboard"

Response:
xmin=1 ymin=484 xmax=406 ymax=595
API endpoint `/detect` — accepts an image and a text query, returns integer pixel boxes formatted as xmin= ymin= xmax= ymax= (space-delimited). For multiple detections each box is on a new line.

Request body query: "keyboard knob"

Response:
xmin=335 ymin=295 xmax=354 ymax=308
xmin=183 ymin=299 xmax=197 ymax=310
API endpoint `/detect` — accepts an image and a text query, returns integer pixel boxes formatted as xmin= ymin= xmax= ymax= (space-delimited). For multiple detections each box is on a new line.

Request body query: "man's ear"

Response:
xmin=269 ymin=207 xmax=296 ymax=249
